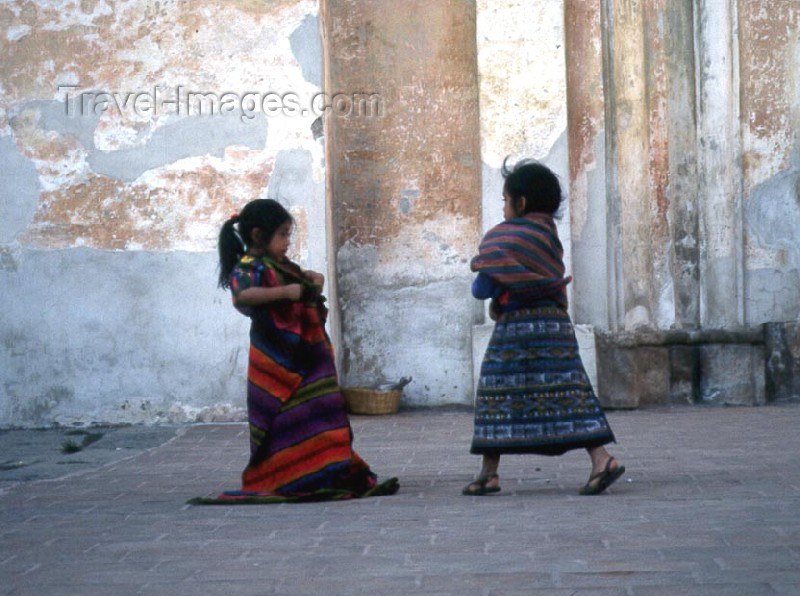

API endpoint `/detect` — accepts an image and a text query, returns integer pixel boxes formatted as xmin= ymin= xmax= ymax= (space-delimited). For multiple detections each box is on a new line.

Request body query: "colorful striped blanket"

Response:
xmin=470 ymin=213 xmax=571 ymax=308
xmin=190 ymin=254 xmax=398 ymax=504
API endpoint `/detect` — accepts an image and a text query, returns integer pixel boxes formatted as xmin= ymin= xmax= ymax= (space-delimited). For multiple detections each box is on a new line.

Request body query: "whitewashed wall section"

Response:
xmin=0 ymin=0 xmax=327 ymax=426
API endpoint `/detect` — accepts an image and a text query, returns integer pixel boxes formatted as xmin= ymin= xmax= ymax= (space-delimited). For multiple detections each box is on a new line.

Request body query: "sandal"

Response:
xmin=462 ymin=473 xmax=501 ymax=496
xmin=579 ymin=457 xmax=625 ymax=496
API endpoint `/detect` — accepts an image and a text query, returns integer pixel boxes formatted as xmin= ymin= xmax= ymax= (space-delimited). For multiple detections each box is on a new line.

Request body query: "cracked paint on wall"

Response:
xmin=476 ymin=0 xmax=570 ymax=281
xmin=1 ymin=0 xmax=325 ymax=253
xmin=3 ymin=0 xmax=800 ymax=425
xmin=739 ymin=0 xmax=799 ymax=186
xmin=740 ymin=1 xmax=800 ymax=324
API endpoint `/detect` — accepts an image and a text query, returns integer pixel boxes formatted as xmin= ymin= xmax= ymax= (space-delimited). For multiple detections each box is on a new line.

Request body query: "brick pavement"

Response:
xmin=1 ymin=404 xmax=800 ymax=595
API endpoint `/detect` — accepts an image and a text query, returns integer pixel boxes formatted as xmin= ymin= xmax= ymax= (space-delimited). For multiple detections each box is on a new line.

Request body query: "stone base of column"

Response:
xmin=595 ymin=323 xmax=800 ymax=408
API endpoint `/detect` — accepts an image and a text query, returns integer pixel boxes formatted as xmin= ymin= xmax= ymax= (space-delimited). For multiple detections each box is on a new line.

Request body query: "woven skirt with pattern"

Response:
xmin=471 ymin=306 xmax=616 ymax=456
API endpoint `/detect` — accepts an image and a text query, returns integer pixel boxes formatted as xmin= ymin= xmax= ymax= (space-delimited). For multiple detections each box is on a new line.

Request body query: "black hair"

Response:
xmin=501 ymin=157 xmax=562 ymax=216
xmin=217 ymin=198 xmax=293 ymax=289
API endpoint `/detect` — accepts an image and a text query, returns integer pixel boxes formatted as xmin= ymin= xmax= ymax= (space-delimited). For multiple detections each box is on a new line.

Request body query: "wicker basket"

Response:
xmin=342 ymin=386 xmax=402 ymax=415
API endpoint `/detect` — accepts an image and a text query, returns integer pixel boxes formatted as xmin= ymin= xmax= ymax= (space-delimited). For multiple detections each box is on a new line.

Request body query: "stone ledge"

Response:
xmin=596 ymin=321 xmax=800 ymax=408
xmin=605 ymin=327 xmax=765 ymax=347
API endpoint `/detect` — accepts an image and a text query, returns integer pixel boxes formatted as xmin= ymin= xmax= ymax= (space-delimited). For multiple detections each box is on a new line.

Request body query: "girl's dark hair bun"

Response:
xmin=501 ymin=157 xmax=562 ymax=216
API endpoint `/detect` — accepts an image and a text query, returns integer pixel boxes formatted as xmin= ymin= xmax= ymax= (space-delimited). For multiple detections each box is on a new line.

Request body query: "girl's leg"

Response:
xmin=479 ymin=453 xmax=500 ymax=485
xmin=587 ymin=446 xmax=615 ymax=475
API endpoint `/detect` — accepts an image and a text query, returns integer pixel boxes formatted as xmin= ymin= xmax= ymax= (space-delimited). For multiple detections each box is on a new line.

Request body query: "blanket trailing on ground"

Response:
xmin=187 ymin=477 xmax=400 ymax=505
xmin=470 ymin=212 xmax=571 ymax=309
xmin=189 ymin=254 xmax=398 ymax=505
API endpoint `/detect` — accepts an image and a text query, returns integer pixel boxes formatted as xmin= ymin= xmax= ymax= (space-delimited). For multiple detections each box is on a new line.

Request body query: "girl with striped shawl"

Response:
xmin=463 ymin=161 xmax=625 ymax=497
xmin=206 ymin=199 xmax=397 ymax=504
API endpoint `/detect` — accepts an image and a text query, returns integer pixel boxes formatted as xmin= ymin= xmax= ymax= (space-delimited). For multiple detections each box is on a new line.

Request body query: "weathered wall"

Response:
xmin=573 ymin=0 xmax=800 ymax=406
xmin=2 ymin=0 xmax=798 ymax=425
xmin=596 ymin=0 xmax=701 ymax=332
xmin=568 ymin=0 xmax=799 ymax=333
xmin=565 ymin=0 xmax=608 ymax=329
xmin=477 ymin=0 xmax=569 ymax=236
xmin=323 ymin=0 xmax=481 ymax=405
xmin=0 ymin=0 xmax=326 ymax=426
xmin=740 ymin=1 xmax=800 ymax=325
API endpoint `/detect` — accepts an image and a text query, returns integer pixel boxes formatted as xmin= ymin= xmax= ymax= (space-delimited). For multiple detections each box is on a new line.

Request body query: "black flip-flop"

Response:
xmin=462 ymin=473 xmax=501 ymax=496
xmin=579 ymin=457 xmax=625 ymax=495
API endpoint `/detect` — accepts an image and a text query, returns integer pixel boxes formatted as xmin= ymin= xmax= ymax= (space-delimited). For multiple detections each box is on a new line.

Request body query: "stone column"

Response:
xmin=694 ymin=0 xmax=744 ymax=327
xmin=603 ymin=0 xmax=657 ymax=330
xmin=659 ymin=0 xmax=700 ymax=329
xmin=565 ymin=0 xmax=608 ymax=328
xmin=597 ymin=0 xmax=699 ymax=331
xmin=322 ymin=0 xmax=481 ymax=405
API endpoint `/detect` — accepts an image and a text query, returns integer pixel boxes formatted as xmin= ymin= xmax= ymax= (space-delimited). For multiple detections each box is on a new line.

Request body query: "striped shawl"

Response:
xmin=471 ymin=212 xmax=571 ymax=308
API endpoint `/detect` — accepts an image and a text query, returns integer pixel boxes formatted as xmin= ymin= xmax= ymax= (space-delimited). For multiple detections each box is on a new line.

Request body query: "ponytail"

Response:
xmin=218 ymin=215 xmax=244 ymax=289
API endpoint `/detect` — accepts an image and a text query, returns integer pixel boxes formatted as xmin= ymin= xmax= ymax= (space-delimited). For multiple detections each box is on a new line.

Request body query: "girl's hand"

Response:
xmin=304 ymin=270 xmax=325 ymax=288
xmin=283 ymin=284 xmax=303 ymax=301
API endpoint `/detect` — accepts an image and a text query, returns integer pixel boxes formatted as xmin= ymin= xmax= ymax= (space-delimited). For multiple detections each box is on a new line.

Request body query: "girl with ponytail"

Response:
xmin=201 ymin=199 xmax=398 ymax=503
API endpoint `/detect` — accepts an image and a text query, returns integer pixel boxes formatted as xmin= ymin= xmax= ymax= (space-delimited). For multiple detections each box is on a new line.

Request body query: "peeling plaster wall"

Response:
xmin=3 ymin=0 xmax=799 ymax=423
xmin=0 ymin=0 xmax=326 ymax=426
xmin=568 ymin=0 xmax=798 ymax=333
xmin=565 ymin=0 xmax=608 ymax=328
xmin=600 ymin=0 xmax=702 ymax=331
xmin=567 ymin=0 xmax=800 ymax=406
xmin=324 ymin=0 xmax=482 ymax=405
xmin=477 ymin=0 xmax=569 ymax=238
xmin=740 ymin=1 xmax=800 ymax=325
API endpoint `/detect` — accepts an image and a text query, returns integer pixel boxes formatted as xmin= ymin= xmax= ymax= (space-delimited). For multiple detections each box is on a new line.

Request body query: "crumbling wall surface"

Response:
xmin=570 ymin=0 xmax=798 ymax=333
xmin=570 ymin=0 xmax=800 ymax=407
xmin=598 ymin=0 xmax=701 ymax=332
xmin=324 ymin=0 xmax=482 ymax=405
xmin=565 ymin=0 xmax=607 ymax=328
xmin=0 ymin=0 xmax=325 ymax=426
xmin=740 ymin=1 xmax=800 ymax=324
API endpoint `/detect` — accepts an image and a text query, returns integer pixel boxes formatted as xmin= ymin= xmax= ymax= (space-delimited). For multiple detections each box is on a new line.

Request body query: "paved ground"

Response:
xmin=1 ymin=404 xmax=799 ymax=595
xmin=0 ymin=425 xmax=179 ymax=490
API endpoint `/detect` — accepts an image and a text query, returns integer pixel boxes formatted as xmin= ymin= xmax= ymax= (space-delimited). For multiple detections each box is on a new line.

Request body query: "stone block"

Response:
xmin=636 ymin=347 xmax=671 ymax=406
xmin=764 ymin=321 xmax=800 ymax=402
xmin=668 ymin=345 xmax=697 ymax=405
xmin=697 ymin=344 xmax=766 ymax=406
xmin=596 ymin=335 xmax=670 ymax=408
xmin=595 ymin=336 xmax=637 ymax=408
